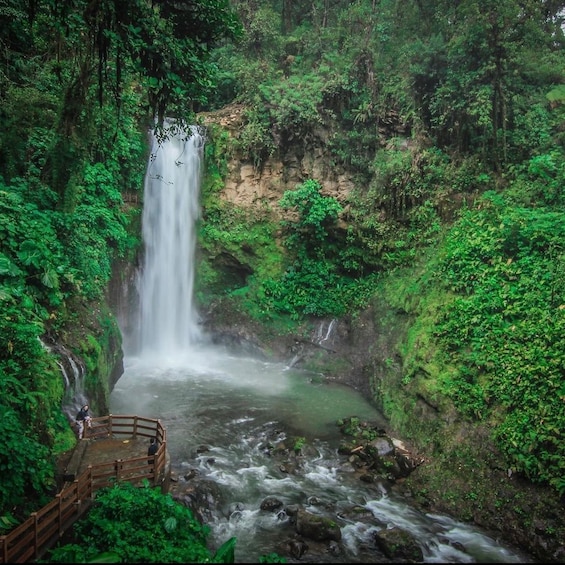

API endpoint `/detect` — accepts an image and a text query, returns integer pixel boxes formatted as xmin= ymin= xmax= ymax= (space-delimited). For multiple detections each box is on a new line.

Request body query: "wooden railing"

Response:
xmin=0 ymin=415 xmax=167 ymax=564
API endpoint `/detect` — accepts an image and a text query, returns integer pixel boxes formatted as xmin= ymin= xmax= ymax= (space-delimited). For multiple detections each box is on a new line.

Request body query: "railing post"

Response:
xmin=115 ymin=459 xmax=122 ymax=482
xmin=108 ymin=414 xmax=113 ymax=437
xmin=87 ymin=466 xmax=94 ymax=500
xmin=76 ymin=475 xmax=84 ymax=518
xmin=56 ymin=492 xmax=62 ymax=533
xmin=1 ymin=534 xmax=7 ymax=563
xmin=132 ymin=415 xmax=138 ymax=439
xmin=32 ymin=512 xmax=38 ymax=560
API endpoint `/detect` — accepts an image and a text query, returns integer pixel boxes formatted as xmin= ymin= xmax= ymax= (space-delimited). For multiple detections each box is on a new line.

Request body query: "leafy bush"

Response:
xmin=434 ymin=192 xmax=565 ymax=493
xmin=0 ymin=405 xmax=54 ymax=523
xmin=279 ymin=179 xmax=342 ymax=250
xmin=251 ymin=179 xmax=382 ymax=320
xmin=44 ymin=481 xmax=287 ymax=563
xmin=44 ymin=481 xmax=223 ymax=563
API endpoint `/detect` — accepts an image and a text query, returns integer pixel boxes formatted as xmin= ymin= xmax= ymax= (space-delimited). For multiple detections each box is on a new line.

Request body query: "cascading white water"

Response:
xmin=43 ymin=338 xmax=89 ymax=419
xmin=138 ymin=123 xmax=204 ymax=360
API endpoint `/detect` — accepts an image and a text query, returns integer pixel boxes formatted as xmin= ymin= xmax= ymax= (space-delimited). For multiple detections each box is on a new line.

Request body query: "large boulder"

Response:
xmin=295 ymin=508 xmax=342 ymax=542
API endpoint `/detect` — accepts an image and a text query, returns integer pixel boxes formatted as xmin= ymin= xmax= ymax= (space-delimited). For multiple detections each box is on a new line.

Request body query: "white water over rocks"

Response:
xmin=112 ymin=125 xmax=534 ymax=563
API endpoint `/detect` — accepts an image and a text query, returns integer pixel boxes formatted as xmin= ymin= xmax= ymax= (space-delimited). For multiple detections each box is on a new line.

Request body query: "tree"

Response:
xmin=0 ymin=0 xmax=244 ymax=522
xmin=0 ymin=1 xmax=242 ymax=201
xmin=422 ymin=0 xmax=565 ymax=169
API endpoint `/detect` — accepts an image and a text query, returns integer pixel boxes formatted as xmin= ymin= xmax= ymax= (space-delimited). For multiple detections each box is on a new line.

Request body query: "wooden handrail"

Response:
xmin=0 ymin=415 xmax=167 ymax=564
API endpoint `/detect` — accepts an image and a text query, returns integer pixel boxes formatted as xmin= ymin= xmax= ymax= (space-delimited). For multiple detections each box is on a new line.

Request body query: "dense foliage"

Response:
xmin=260 ymin=179 xmax=377 ymax=318
xmin=197 ymin=0 xmax=565 ymax=497
xmin=0 ymin=0 xmax=241 ymax=525
xmin=434 ymin=192 xmax=565 ymax=492
xmin=1 ymin=0 xmax=564 ymax=559
xmin=43 ymin=481 xmax=236 ymax=563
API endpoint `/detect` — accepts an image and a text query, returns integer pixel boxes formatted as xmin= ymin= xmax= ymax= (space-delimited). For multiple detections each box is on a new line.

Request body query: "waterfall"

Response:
xmin=136 ymin=122 xmax=205 ymax=360
xmin=41 ymin=338 xmax=88 ymax=419
xmin=314 ymin=318 xmax=337 ymax=347
xmin=112 ymin=127 xmax=534 ymax=564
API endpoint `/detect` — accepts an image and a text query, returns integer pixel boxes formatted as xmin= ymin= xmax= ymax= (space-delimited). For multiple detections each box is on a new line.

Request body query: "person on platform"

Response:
xmin=147 ymin=437 xmax=158 ymax=466
xmin=75 ymin=404 xmax=92 ymax=440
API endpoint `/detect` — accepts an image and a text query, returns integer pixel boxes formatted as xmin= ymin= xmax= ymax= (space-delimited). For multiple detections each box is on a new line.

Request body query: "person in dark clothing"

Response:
xmin=147 ymin=437 xmax=158 ymax=465
xmin=75 ymin=404 xmax=92 ymax=439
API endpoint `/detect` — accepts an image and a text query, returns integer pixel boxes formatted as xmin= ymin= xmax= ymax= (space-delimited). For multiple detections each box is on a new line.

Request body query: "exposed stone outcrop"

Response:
xmin=201 ymin=103 xmax=356 ymax=214
xmin=336 ymin=417 xmax=424 ymax=484
xmin=47 ymin=297 xmax=124 ymax=420
xmin=295 ymin=508 xmax=342 ymax=542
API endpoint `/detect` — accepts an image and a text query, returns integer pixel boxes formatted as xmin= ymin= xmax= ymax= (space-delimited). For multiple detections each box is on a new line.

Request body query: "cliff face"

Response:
xmin=64 ymin=297 xmax=124 ymax=416
xmin=201 ymin=103 xmax=356 ymax=212
xmin=104 ymin=105 xmax=563 ymax=562
xmin=197 ymin=104 xmax=414 ymax=395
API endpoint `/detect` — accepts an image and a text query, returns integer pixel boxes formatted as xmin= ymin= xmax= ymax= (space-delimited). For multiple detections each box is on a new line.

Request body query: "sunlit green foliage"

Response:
xmin=198 ymin=202 xmax=282 ymax=297
xmin=199 ymin=0 xmax=565 ymax=503
xmin=42 ymin=481 xmax=288 ymax=563
xmin=279 ymin=179 xmax=342 ymax=247
xmin=256 ymin=179 xmax=377 ymax=318
xmin=434 ymin=192 xmax=565 ymax=492
xmin=43 ymin=481 xmax=221 ymax=563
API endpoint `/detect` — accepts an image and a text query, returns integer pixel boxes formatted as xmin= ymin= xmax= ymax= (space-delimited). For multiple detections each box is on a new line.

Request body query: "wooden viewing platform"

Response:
xmin=0 ymin=414 xmax=170 ymax=564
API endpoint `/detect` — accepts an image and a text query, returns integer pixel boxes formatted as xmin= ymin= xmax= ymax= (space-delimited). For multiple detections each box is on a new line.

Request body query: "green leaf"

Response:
xmin=0 ymin=255 xmax=21 ymax=277
xmin=86 ymin=552 xmax=122 ymax=563
xmin=212 ymin=536 xmax=237 ymax=563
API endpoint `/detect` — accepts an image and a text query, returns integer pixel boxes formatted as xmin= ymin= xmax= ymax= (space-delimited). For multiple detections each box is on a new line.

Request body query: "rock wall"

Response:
xmin=201 ymin=104 xmax=355 ymax=214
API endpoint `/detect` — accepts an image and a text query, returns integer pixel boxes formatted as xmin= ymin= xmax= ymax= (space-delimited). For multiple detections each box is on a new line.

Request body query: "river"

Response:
xmin=110 ymin=344 xmax=532 ymax=563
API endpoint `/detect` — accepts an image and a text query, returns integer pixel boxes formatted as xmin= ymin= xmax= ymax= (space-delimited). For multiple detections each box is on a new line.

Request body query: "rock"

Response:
xmin=295 ymin=508 xmax=342 ymax=542
xmin=372 ymin=526 xmax=424 ymax=562
xmin=260 ymin=496 xmax=284 ymax=512
xmin=286 ymin=537 xmax=309 ymax=559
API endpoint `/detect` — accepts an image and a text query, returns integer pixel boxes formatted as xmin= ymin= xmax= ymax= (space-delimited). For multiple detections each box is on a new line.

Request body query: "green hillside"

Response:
xmin=0 ymin=1 xmax=563 ymax=559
